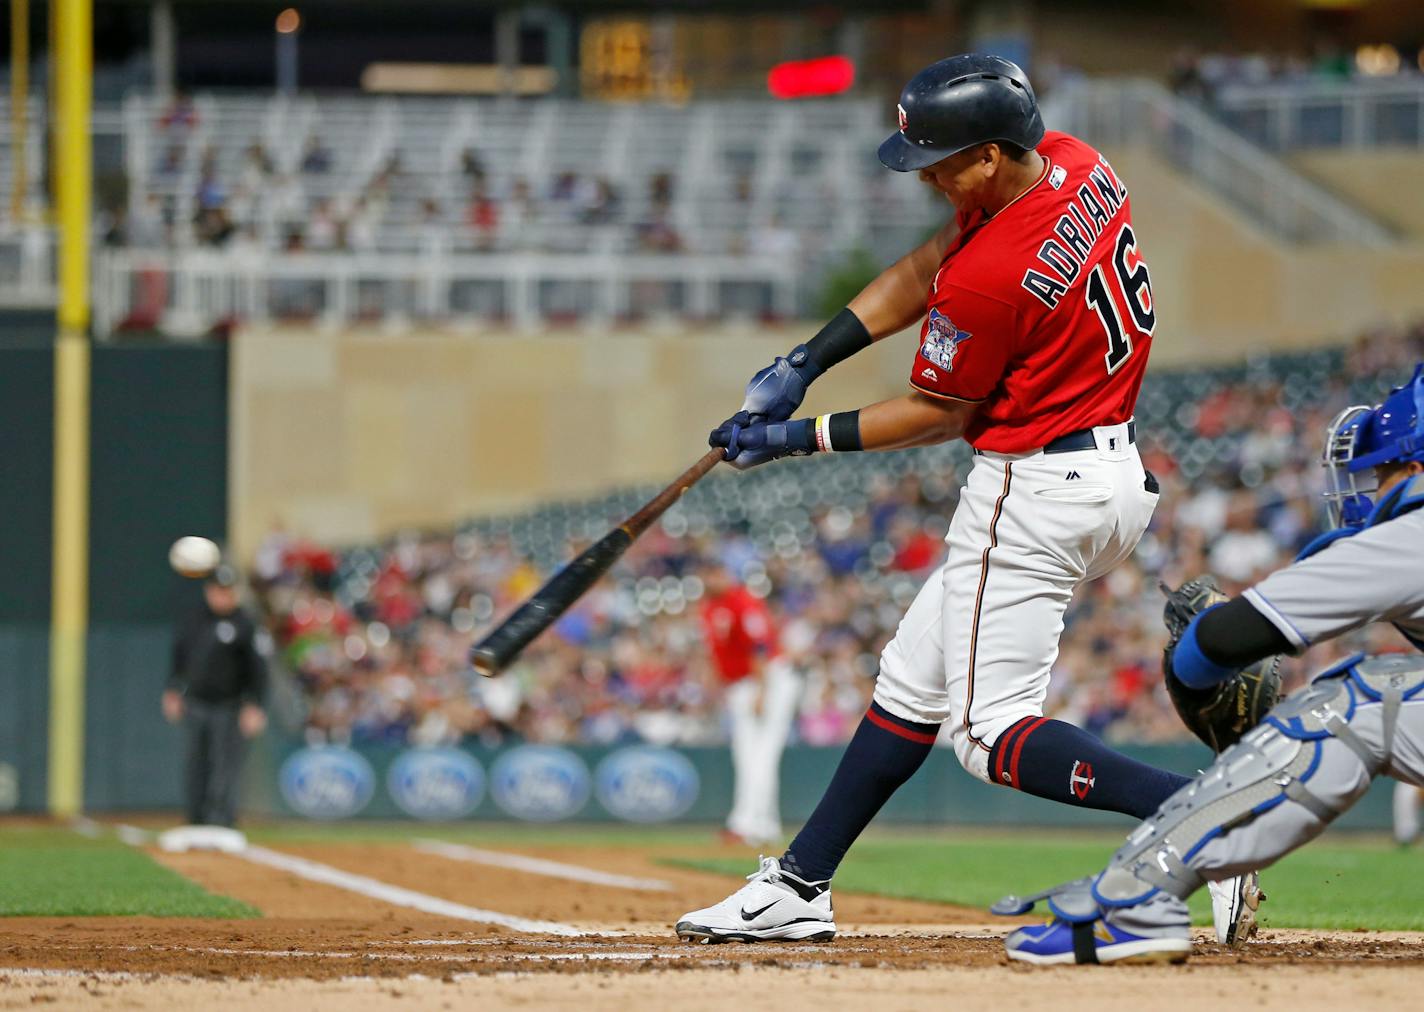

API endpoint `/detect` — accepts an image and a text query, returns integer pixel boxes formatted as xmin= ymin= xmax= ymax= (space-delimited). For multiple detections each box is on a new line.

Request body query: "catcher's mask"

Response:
xmin=1321 ymin=404 xmax=1375 ymax=530
xmin=1321 ymin=362 xmax=1424 ymax=530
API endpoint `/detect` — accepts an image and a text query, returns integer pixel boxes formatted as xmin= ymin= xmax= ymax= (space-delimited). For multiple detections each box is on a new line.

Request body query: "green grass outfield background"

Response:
xmin=2 ymin=821 xmax=1421 ymax=930
xmin=0 ymin=827 xmax=257 ymax=918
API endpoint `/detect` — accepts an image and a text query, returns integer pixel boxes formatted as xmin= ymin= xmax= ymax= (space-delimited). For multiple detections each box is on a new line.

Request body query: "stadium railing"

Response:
xmin=1046 ymin=78 xmax=1394 ymax=244
xmin=90 ymin=246 xmax=801 ymax=337
xmin=1210 ymin=78 xmax=1424 ymax=150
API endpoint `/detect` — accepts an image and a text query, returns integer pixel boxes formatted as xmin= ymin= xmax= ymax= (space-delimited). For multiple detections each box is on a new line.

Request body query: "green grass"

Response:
xmin=667 ymin=829 xmax=1424 ymax=931
xmin=0 ymin=828 xmax=257 ymax=918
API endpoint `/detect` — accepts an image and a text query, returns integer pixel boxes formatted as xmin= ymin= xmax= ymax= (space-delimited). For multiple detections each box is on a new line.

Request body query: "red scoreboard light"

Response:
xmin=767 ymin=56 xmax=856 ymax=99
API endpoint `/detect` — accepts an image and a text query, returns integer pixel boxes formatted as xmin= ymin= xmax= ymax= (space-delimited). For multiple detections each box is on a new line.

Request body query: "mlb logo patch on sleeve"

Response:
xmin=920 ymin=309 xmax=972 ymax=371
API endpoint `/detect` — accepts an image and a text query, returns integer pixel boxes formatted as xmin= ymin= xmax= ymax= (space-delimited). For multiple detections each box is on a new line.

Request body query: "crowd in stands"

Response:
xmin=104 ymin=133 xmax=691 ymax=259
xmin=101 ymin=95 xmax=823 ymax=263
xmin=1168 ymin=43 xmax=1423 ymax=104
xmin=252 ymin=322 xmax=1424 ymax=752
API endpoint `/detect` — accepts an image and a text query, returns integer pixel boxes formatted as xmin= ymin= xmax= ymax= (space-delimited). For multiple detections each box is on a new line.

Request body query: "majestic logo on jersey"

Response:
xmin=921 ymin=367 xmax=939 ymax=382
xmin=897 ymin=103 xmax=908 ymax=133
xmin=920 ymin=309 xmax=971 ymax=371
xmin=1069 ymin=760 xmax=1096 ymax=800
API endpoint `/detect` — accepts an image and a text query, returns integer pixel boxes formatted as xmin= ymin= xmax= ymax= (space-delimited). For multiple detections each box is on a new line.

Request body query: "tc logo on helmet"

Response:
xmin=897 ymin=103 xmax=908 ymax=133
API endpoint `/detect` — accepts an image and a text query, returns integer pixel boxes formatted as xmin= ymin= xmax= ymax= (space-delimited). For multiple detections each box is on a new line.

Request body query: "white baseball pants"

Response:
xmin=874 ymin=422 xmax=1159 ymax=783
xmin=726 ymin=660 xmax=803 ymax=844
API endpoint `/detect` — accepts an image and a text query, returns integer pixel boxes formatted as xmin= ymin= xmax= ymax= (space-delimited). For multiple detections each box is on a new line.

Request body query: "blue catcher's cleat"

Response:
xmin=1005 ymin=917 xmax=1191 ymax=965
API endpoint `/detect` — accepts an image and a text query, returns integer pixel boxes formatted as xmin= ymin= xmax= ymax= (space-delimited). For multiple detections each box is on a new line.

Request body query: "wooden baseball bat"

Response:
xmin=470 ymin=448 xmax=725 ymax=677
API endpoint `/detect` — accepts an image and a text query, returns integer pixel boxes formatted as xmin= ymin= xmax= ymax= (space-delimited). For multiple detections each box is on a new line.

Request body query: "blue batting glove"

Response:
xmin=738 ymin=345 xmax=822 ymax=422
xmin=709 ymin=415 xmax=816 ymax=470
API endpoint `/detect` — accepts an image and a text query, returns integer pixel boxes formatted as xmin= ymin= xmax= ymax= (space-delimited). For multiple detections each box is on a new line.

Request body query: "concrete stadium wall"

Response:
xmin=1288 ymin=150 xmax=1424 ymax=238
xmin=229 ymin=325 xmax=916 ymax=555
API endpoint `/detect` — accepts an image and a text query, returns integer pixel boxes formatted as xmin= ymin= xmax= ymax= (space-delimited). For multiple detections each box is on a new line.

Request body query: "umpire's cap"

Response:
xmin=879 ymin=54 xmax=1045 ymax=173
xmin=207 ymin=563 xmax=240 ymax=588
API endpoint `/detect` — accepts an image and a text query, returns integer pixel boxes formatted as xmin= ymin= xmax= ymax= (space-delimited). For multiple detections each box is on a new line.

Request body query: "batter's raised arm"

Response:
xmin=847 ymin=220 xmax=959 ymax=338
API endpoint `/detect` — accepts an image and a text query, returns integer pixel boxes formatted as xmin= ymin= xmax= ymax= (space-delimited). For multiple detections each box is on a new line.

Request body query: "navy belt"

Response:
xmin=974 ymin=421 xmax=1136 ymax=456
xmin=1044 ymin=420 xmax=1136 ymax=454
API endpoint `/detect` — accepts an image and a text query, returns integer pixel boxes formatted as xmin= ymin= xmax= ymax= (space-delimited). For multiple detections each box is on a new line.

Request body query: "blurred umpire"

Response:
xmin=160 ymin=564 xmax=270 ymax=827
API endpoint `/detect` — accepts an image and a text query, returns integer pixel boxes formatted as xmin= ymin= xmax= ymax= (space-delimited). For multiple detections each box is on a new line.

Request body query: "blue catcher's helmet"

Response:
xmin=1322 ymin=363 xmax=1424 ymax=529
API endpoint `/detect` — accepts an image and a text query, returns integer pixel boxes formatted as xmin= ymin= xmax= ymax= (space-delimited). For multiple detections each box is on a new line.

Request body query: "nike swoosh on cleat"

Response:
xmin=740 ymin=900 xmax=781 ymax=921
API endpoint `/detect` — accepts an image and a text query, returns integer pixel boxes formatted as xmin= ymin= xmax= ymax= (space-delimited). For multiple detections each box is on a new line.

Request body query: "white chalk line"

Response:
xmin=412 ymin=839 xmax=674 ymax=892
xmin=237 ymin=845 xmax=585 ymax=937
xmin=68 ymin=821 xmax=593 ymax=939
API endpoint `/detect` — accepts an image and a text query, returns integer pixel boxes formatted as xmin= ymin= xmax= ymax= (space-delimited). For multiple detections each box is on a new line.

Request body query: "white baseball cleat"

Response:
xmin=1208 ymin=872 xmax=1264 ymax=947
xmin=675 ymin=855 xmax=836 ymax=943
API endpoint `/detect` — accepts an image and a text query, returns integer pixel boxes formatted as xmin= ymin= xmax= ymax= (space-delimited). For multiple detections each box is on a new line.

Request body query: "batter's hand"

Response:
xmin=736 ymin=346 xmax=822 ymax=423
xmin=709 ymin=414 xmax=815 ymax=470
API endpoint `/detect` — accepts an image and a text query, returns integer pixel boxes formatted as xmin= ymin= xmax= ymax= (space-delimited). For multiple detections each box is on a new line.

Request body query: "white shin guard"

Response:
xmin=1095 ymin=654 xmax=1424 ymax=913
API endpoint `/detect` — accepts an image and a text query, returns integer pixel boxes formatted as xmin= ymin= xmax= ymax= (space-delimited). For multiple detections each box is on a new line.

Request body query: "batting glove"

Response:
xmin=736 ymin=346 xmax=822 ymax=424
xmin=709 ymin=413 xmax=816 ymax=470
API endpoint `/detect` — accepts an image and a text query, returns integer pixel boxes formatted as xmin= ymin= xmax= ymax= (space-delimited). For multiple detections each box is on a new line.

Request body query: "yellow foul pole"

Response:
xmin=49 ymin=0 xmax=92 ymax=817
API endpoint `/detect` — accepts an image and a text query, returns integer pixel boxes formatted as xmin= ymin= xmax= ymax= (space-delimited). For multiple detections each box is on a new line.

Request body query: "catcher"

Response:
xmin=996 ymin=364 xmax=1424 ymax=963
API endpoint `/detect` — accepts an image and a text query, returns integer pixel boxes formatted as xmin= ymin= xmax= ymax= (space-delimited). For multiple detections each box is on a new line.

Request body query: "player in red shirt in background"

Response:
xmin=699 ymin=562 xmax=802 ymax=847
xmin=676 ymin=54 xmax=1257 ymax=948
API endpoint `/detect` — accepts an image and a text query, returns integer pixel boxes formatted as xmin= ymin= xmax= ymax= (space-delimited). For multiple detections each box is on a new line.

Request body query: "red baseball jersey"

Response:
xmin=909 ymin=131 xmax=1155 ymax=453
xmin=699 ymin=586 xmax=778 ymax=683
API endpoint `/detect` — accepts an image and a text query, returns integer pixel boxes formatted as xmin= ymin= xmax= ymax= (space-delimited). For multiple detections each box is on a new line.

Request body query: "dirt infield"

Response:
xmin=2 ymin=834 xmax=1422 ymax=1010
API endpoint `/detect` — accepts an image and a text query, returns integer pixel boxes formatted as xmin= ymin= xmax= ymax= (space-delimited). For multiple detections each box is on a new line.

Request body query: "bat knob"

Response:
xmin=470 ymin=646 xmax=502 ymax=679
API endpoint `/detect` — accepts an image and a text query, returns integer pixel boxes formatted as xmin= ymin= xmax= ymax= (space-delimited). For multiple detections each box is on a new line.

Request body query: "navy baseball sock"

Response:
xmin=988 ymin=716 xmax=1190 ymax=818
xmin=780 ymin=701 xmax=939 ymax=884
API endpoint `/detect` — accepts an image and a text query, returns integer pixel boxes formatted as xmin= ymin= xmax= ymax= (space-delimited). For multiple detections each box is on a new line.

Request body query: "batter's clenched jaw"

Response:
xmin=917 ymin=141 xmax=1045 ymax=217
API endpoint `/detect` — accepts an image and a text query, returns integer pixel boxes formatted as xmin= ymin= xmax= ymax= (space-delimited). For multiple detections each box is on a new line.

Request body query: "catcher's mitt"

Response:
xmin=1160 ymin=576 xmax=1282 ymax=753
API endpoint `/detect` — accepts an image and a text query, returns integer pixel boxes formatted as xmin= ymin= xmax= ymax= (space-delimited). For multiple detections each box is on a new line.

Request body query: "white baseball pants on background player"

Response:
xmin=726 ymin=659 xmax=803 ymax=844
xmin=874 ymin=421 xmax=1158 ymax=782
xmin=1394 ymin=782 xmax=1422 ymax=845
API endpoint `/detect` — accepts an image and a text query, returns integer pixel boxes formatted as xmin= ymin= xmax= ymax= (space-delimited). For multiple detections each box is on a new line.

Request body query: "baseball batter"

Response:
xmin=998 ymin=365 xmax=1424 ymax=963
xmin=676 ymin=54 xmax=1249 ymax=945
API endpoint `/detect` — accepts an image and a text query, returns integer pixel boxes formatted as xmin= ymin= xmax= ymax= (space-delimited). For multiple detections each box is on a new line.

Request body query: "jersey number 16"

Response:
xmin=1085 ymin=223 xmax=1155 ymax=375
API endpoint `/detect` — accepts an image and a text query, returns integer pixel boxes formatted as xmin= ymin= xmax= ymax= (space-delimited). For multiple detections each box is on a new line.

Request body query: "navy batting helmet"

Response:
xmin=878 ymin=54 xmax=1045 ymax=173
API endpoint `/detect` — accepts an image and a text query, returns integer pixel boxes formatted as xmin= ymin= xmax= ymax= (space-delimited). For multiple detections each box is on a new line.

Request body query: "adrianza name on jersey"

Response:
xmin=1021 ymin=157 xmax=1130 ymax=310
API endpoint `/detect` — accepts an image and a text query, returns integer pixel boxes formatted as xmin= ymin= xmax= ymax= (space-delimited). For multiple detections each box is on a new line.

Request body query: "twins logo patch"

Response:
xmin=1070 ymin=760 xmax=1095 ymax=800
xmin=920 ymin=309 xmax=972 ymax=371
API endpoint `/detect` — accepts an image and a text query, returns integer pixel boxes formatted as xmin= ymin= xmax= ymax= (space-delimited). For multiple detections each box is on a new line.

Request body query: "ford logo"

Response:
xmin=278 ymin=746 xmax=375 ymax=820
xmin=489 ymin=746 xmax=590 ymax=822
xmin=595 ymin=747 xmax=700 ymax=823
xmin=387 ymin=748 xmax=486 ymax=820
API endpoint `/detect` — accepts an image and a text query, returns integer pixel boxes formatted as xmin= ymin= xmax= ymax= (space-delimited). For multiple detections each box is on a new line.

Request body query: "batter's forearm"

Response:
xmin=854 ymin=391 xmax=975 ymax=450
xmin=847 ymin=222 xmax=956 ymax=339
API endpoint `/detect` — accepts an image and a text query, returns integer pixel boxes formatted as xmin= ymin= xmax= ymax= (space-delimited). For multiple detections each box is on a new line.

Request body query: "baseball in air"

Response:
xmin=168 ymin=536 xmax=222 ymax=578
